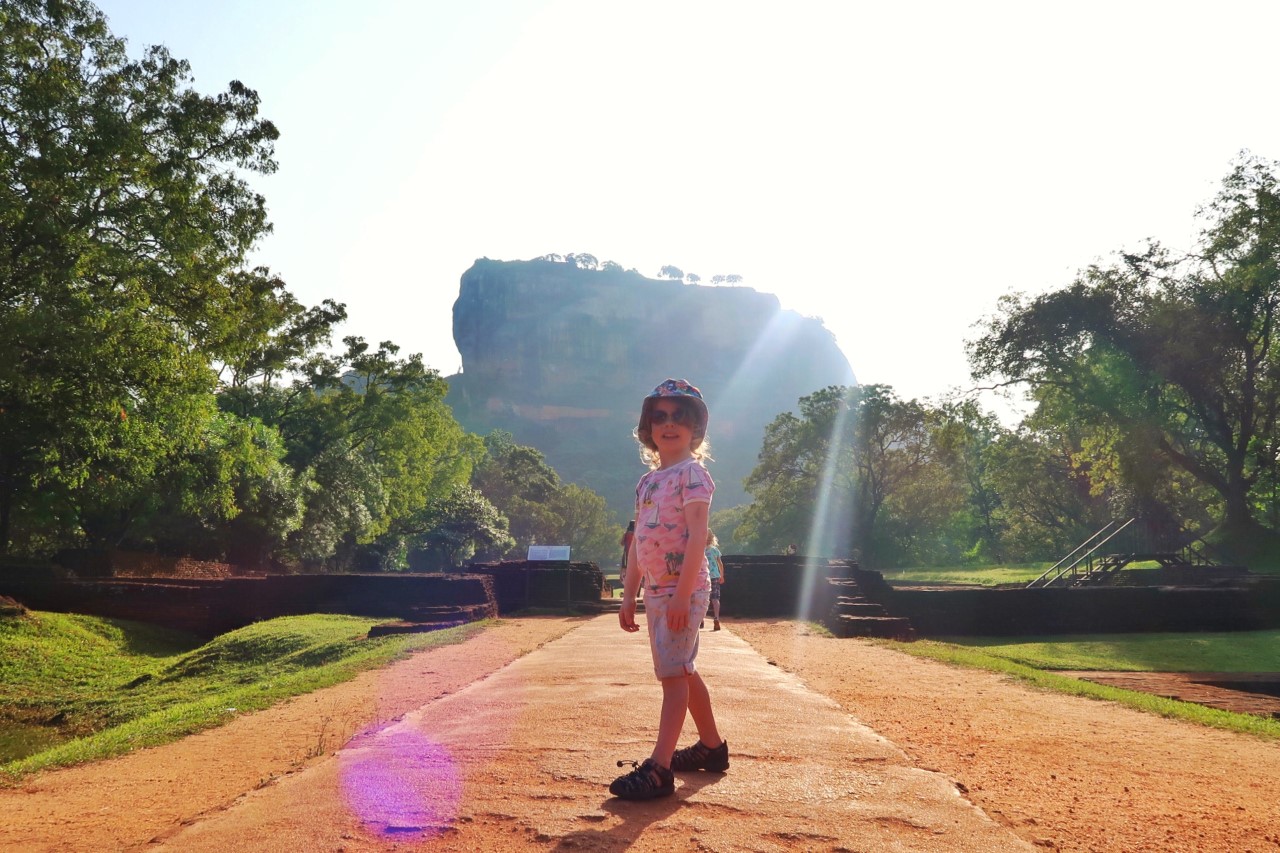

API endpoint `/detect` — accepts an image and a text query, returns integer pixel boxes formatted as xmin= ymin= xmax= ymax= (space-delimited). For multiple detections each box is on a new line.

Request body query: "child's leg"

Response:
xmin=712 ymin=598 xmax=721 ymax=620
xmin=651 ymin=675 xmax=690 ymax=767
xmin=686 ymin=671 xmax=723 ymax=748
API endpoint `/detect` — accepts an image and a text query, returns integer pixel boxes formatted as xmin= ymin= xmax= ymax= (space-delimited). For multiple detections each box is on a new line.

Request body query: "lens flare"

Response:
xmin=339 ymin=726 xmax=461 ymax=839
xmin=799 ymin=389 xmax=855 ymax=621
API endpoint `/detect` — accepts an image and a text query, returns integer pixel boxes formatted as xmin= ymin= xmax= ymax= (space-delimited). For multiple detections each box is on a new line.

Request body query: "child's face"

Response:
xmin=649 ymin=399 xmax=696 ymax=457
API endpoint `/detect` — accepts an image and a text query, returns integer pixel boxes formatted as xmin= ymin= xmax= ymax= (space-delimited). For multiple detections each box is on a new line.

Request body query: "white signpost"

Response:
xmin=526 ymin=545 xmax=571 ymax=561
xmin=526 ymin=546 xmax=572 ymax=606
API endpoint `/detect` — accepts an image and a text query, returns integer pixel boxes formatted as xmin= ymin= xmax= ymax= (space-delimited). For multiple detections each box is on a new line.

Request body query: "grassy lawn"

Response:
xmin=0 ymin=610 xmax=489 ymax=781
xmin=881 ymin=563 xmax=1051 ymax=586
xmin=879 ymin=631 xmax=1280 ymax=741
xmin=937 ymin=630 xmax=1280 ymax=672
xmin=868 ymin=563 xmax=1280 ymax=738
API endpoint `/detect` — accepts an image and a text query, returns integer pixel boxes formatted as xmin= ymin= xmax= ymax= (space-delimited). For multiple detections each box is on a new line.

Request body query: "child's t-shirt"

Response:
xmin=706 ymin=545 xmax=723 ymax=580
xmin=634 ymin=457 xmax=715 ymax=595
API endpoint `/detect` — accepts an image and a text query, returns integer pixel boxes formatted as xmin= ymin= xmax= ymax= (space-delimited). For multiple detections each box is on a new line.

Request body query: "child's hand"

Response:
xmin=618 ymin=599 xmax=639 ymax=632
xmin=666 ymin=599 xmax=690 ymax=631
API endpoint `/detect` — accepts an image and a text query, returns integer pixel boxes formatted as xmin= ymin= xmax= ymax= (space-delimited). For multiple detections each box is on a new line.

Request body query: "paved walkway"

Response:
xmin=159 ymin=615 xmax=1031 ymax=851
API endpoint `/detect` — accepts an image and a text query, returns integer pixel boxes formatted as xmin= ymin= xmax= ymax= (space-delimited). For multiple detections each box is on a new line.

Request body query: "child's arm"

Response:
xmin=667 ymin=501 xmax=710 ymax=629
xmin=618 ymin=531 xmax=642 ymax=632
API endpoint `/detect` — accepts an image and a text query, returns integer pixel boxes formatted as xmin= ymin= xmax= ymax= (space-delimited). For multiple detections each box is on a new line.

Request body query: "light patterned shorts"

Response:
xmin=644 ymin=588 xmax=711 ymax=680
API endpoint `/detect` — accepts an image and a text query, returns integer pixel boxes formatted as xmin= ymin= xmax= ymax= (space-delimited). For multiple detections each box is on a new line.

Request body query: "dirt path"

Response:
xmin=3 ymin=616 xmax=1280 ymax=851
xmin=0 ymin=617 xmax=585 ymax=851
xmin=732 ymin=620 xmax=1280 ymax=853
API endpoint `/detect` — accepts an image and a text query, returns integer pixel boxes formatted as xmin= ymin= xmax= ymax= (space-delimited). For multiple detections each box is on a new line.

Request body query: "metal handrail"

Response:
xmin=1027 ymin=520 xmax=1119 ymax=588
xmin=1028 ymin=518 xmax=1136 ymax=588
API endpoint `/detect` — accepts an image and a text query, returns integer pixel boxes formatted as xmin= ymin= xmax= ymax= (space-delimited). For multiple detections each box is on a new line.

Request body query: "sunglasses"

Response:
xmin=649 ymin=407 xmax=690 ymax=425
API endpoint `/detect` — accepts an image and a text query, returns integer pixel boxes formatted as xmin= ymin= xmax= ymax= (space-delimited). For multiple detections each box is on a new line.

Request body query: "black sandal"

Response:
xmin=609 ymin=758 xmax=674 ymax=800
xmin=669 ymin=739 xmax=729 ymax=772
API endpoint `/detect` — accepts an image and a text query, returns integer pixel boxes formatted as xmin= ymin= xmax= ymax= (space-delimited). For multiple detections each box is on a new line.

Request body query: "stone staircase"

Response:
xmin=822 ymin=577 xmax=916 ymax=641
xmin=366 ymin=602 xmax=497 ymax=636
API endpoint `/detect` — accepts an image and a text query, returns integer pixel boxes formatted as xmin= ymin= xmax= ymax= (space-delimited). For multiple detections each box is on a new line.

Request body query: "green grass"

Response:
xmin=939 ymin=630 xmax=1280 ymax=672
xmin=882 ymin=563 xmax=1051 ymax=586
xmin=877 ymin=633 xmax=1280 ymax=740
xmin=0 ymin=611 xmax=489 ymax=781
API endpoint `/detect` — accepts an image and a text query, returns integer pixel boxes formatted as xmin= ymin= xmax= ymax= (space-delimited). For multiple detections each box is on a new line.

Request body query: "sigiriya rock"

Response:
xmin=445 ymin=257 xmax=856 ymax=520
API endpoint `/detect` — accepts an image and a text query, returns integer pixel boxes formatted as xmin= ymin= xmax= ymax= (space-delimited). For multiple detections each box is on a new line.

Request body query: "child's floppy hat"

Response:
xmin=642 ymin=378 xmax=708 ymax=428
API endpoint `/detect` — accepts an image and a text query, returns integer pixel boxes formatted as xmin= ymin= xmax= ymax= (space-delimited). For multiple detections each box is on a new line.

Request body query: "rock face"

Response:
xmin=446 ymin=258 xmax=856 ymax=518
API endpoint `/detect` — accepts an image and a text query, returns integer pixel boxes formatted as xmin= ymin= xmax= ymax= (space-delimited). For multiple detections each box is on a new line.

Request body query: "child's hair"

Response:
xmin=707 ymin=530 xmax=719 ymax=548
xmin=634 ymin=378 xmax=713 ymax=470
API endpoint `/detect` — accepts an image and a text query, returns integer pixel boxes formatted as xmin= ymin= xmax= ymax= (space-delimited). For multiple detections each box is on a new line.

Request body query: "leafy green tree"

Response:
xmin=932 ymin=400 xmax=1008 ymax=562
xmin=222 ymin=337 xmax=483 ymax=568
xmin=709 ymin=504 xmax=752 ymax=554
xmin=541 ymin=483 xmax=620 ymax=567
xmin=971 ymin=154 xmax=1280 ymax=550
xmin=211 ymin=268 xmax=347 ymax=389
xmin=739 ymin=385 xmax=938 ymax=565
xmin=470 ymin=431 xmax=618 ymax=565
xmin=407 ymin=484 xmax=513 ymax=570
xmin=983 ymin=422 xmax=1110 ymax=559
xmin=472 ymin=430 xmax=558 ymax=554
xmin=658 ymin=265 xmax=684 ymax=280
xmin=288 ymin=442 xmax=385 ymax=567
xmin=0 ymin=0 xmax=280 ymax=554
xmin=76 ymin=410 xmax=304 ymax=564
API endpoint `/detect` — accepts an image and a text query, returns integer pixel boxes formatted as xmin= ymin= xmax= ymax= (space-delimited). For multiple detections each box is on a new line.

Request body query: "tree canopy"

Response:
xmin=0 ymin=0 xmax=280 ymax=553
xmin=739 ymin=385 xmax=945 ymax=564
xmin=970 ymin=153 xmax=1280 ymax=549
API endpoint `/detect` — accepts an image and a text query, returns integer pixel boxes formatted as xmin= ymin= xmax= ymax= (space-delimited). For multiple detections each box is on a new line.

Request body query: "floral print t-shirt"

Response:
xmin=633 ymin=457 xmax=715 ymax=595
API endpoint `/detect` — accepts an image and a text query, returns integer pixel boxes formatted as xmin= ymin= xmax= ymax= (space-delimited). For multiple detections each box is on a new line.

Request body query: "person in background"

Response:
xmin=611 ymin=379 xmax=729 ymax=800
xmin=705 ymin=530 xmax=725 ymax=631
xmin=619 ymin=520 xmax=635 ymax=597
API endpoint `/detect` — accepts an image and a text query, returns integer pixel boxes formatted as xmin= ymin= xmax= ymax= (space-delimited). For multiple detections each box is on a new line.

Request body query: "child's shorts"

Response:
xmin=709 ymin=582 xmax=721 ymax=602
xmin=644 ymin=588 xmax=711 ymax=680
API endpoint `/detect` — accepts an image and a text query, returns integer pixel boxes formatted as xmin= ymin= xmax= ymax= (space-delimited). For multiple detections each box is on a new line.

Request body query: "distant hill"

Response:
xmin=445 ymin=258 xmax=856 ymax=520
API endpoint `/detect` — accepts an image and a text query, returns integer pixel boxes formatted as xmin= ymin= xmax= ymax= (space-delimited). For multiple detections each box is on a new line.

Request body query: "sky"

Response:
xmin=94 ymin=0 xmax=1280 ymax=419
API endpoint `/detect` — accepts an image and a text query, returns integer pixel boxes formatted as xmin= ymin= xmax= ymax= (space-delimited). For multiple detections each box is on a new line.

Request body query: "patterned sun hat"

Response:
xmin=642 ymin=378 xmax=708 ymax=427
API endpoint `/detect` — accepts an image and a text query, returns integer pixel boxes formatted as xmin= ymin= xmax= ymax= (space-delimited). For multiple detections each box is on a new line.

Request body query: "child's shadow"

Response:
xmin=552 ymin=774 xmax=724 ymax=851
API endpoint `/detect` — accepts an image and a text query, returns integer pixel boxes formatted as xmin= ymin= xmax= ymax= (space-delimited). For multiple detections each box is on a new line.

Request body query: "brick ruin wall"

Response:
xmin=3 ymin=552 xmax=1276 ymax=637
xmin=0 ymin=558 xmax=607 ymax=637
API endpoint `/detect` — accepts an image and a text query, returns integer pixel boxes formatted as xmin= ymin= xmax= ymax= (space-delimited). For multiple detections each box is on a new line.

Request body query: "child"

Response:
xmin=705 ymin=530 xmax=725 ymax=631
xmin=611 ymin=379 xmax=729 ymax=800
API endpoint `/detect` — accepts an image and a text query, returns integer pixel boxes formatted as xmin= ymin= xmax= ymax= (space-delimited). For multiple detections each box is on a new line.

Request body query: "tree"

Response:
xmin=0 ymin=0 xmax=280 ymax=554
xmin=685 ymin=273 xmax=701 ymax=285
xmin=983 ymin=423 xmax=1110 ymax=559
xmin=932 ymin=400 xmax=1008 ymax=562
xmin=658 ymin=265 xmax=684 ymax=280
xmin=76 ymin=409 xmax=304 ymax=565
xmin=210 ymin=268 xmax=347 ymax=389
xmin=970 ymin=154 xmax=1280 ymax=548
xmin=222 ymin=337 xmax=484 ymax=568
xmin=541 ymin=483 xmax=619 ymax=568
xmin=709 ymin=504 xmax=751 ymax=554
xmin=471 ymin=430 xmax=558 ymax=556
xmin=289 ymin=442 xmax=385 ymax=567
xmin=470 ymin=431 xmax=619 ymax=565
xmin=408 ymin=484 xmax=513 ymax=570
xmin=739 ymin=385 xmax=938 ymax=565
